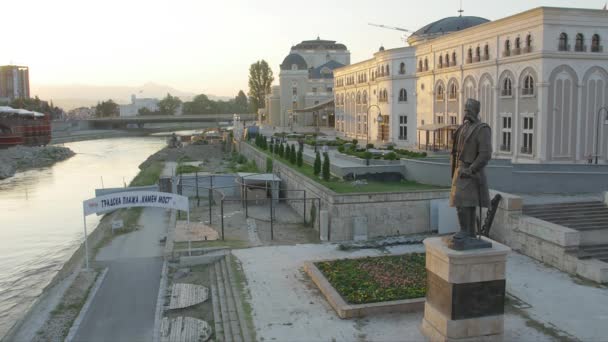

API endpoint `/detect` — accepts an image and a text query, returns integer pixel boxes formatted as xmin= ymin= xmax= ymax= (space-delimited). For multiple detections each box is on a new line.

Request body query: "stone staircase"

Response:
xmin=209 ymin=253 xmax=252 ymax=342
xmin=523 ymin=201 xmax=608 ymax=260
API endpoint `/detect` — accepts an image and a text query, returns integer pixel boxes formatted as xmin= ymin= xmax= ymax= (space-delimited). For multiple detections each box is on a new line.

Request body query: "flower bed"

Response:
xmin=315 ymin=254 xmax=426 ymax=304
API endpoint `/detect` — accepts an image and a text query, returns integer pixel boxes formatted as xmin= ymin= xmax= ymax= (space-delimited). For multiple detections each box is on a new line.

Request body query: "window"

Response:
xmin=592 ymin=34 xmax=601 ymax=52
xmin=452 ymin=52 xmax=457 ymax=65
xmin=418 ymin=60 xmax=423 ymax=71
xmin=439 ymin=55 xmax=443 ymax=68
xmin=523 ymin=75 xmax=534 ymax=95
xmin=515 ymin=37 xmax=521 ymax=49
xmin=475 ymin=46 xmax=481 ymax=61
xmin=467 ymin=48 xmax=473 ymax=63
xmin=559 ymin=32 xmax=568 ymax=51
xmin=445 ymin=54 xmax=450 ymax=67
xmin=362 ymin=91 xmax=368 ymax=104
xmin=292 ymin=87 xmax=297 ymax=96
xmin=436 ymin=85 xmax=444 ymax=101
xmin=575 ymin=33 xmax=585 ymax=52
xmin=381 ymin=65 xmax=385 ymax=76
xmin=312 ymin=87 xmax=317 ymax=94
xmin=424 ymin=58 xmax=429 ymax=71
xmin=386 ymin=65 xmax=390 ymax=75
xmin=399 ymin=62 xmax=405 ymax=74
xmin=448 ymin=83 xmax=457 ymax=100
xmin=450 ymin=115 xmax=457 ymax=125
xmin=501 ymin=77 xmax=512 ymax=97
xmin=356 ymin=91 xmax=361 ymax=104
xmin=522 ymin=116 xmax=534 ymax=154
xmin=399 ymin=115 xmax=408 ymax=140
xmin=327 ymin=87 xmax=332 ymax=93
xmin=484 ymin=44 xmax=490 ymax=60
xmin=504 ymin=39 xmax=511 ymax=56
xmin=501 ymin=115 xmax=512 ymax=152
xmin=437 ymin=115 xmax=444 ymax=124
xmin=525 ymin=34 xmax=532 ymax=52
xmin=399 ymin=88 xmax=407 ymax=102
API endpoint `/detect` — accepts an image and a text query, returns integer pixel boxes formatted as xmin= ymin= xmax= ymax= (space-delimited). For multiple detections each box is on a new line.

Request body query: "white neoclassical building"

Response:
xmin=263 ymin=37 xmax=350 ymax=129
xmin=334 ymin=47 xmax=417 ymax=147
xmin=335 ymin=6 xmax=608 ymax=164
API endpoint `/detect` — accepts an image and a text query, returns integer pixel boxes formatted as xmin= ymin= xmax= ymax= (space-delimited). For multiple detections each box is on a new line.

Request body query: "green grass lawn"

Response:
xmin=130 ymin=161 xmax=164 ymax=186
xmin=250 ymin=143 xmax=444 ymax=193
xmin=316 ymin=253 xmax=427 ymax=304
xmin=176 ymin=164 xmax=202 ymax=174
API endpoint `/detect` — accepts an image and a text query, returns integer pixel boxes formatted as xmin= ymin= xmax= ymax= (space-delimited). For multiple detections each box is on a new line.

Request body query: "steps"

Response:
xmin=209 ymin=253 xmax=252 ymax=342
xmin=523 ymin=200 xmax=608 ymax=260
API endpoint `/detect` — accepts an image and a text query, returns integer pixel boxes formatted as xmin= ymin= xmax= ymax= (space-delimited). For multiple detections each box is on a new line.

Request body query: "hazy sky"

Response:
xmin=3 ymin=0 xmax=605 ymax=97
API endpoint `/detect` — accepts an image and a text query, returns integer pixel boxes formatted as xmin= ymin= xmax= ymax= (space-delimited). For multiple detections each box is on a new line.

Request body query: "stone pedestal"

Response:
xmin=421 ymin=237 xmax=510 ymax=342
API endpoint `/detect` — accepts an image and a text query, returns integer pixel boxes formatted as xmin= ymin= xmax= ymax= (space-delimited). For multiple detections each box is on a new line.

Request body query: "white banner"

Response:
xmin=83 ymin=191 xmax=189 ymax=216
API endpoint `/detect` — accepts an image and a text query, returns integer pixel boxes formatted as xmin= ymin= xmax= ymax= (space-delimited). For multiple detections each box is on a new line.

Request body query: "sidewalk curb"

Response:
xmin=152 ymin=260 xmax=168 ymax=342
xmin=65 ymin=267 xmax=109 ymax=342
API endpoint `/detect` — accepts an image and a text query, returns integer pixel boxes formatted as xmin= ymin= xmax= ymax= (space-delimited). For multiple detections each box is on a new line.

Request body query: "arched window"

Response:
xmin=526 ymin=34 xmax=532 ymax=49
xmin=559 ymin=32 xmax=568 ymax=51
xmin=502 ymin=77 xmax=512 ymax=96
xmin=436 ymin=85 xmax=444 ymax=100
xmin=449 ymin=83 xmax=457 ymax=100
xmin=592 ymin=34 xmax=601 ymax=52
xmin=445 ymin=53 xmax=450 ymax=67
xmin=505 ymin=39 xmax=511 ymax=56
xmin=424 ymin=58 xmax=429 ymax=71
xmin=475 ymin=46 xmax=481 ymax=61
xmin=418 ymin=60 xmax=423 ymax=71
xmin=399 ymin=89 xmax=407 ymax=102
xmin=356 ymin=91 xmax=361 ymax=104
xmin=484 ymin=44 xmax=490 ymax=60
xmin=575 ymin=33 xmax=585 ymax=52
xmin=452 ymin=52 xmax=457 ymax=65
xmin=381 ymin=65 xmax=385 ymax=76
xmin=362 ymin=91 xmax=368 ymax=104
xmin=386 ymin=65 xmax=390 ymax=75
xmin=515 ymin=37 xmax=521 ymax=49
xmin=523 ymin=75 xmax=534 ymax=95
xmin=439 ymin=55 xmax=443 ymax=68
xmin=467 ymin=48 xmax=473 ymax=63
xmin=399 ymin=62 xmax=405 ymax=74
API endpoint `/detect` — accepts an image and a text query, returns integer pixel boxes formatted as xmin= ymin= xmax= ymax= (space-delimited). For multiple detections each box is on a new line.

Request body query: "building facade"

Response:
xmin=119 ymin=94 xmax=159 ymax=117
xmin=0 ymin=65 xmax=30 ymax=101
xmin=334 ymin=47 xmax=417 ymax=147
xmin=264 ymin=37 xmax=350 ymax=129
xmin=335 ymin=7 xmax=608 ymax=164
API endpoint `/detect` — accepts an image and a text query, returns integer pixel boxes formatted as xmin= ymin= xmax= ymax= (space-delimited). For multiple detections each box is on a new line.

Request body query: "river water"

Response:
xmin=0 ymin=137 xmax=166 ymax=338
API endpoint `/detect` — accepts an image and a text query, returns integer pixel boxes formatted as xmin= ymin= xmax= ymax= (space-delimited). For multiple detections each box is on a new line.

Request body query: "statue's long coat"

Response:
xmin=449 ymin=121 xmax=492 ymax=208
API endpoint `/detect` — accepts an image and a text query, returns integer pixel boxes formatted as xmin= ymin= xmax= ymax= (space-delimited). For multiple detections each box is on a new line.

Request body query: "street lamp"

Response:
xmin=366 ymin=104 xmax=382 ymax=150
xmin=595 ymin=106 xmax=608 ymax=164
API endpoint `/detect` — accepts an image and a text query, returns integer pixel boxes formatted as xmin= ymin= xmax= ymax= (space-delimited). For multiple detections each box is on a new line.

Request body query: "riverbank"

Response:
xmin=0 ymin=145 xmax=75 ymax=180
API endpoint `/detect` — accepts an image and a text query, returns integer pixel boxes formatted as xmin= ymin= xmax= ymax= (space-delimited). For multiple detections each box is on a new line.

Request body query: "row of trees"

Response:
xmin=1 ymin=96 xmax=64 ymax=119
xmin=181 ymin=91 xmax=248 ymax=115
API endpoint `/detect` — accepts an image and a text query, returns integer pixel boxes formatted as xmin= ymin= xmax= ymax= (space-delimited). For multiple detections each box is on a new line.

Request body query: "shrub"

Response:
xmin=362 ymin=151 xmax=373 ymax=160
xmin=266 ymin=157 xmax=273 ymax=172
xmin=387 ymin=145 xmax=394 ymax=150
xmin=352 ymin=139 xmax=358 ymax=146
xmin=236 ymin=154 xmax=247 ymax=164
xmin=290 ymin=145 xmax=296 ymax=164
xmin=269 ymin=143 xmax=274 ymax=154
xmin=278 ymin=143 xmax=284 ymax=157
xmin=384 ymin=152 xmax=398 ymax=160
xmin=337 ymin=145 xmax=345 ymax=153
xmin=285 ymin=144 xmax=290 ymax=160
xmin=314 ymin=151 xmax=321 ymax=176
xmin=366 ymin=143 xmax=374 ymax=149
xmin=297 ymin=148 xmax=303 ymax=167
xmin=322 ymin=152 xmax=330 ymax=181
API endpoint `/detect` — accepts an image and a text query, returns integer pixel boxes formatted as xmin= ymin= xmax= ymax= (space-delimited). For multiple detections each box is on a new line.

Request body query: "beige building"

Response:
xmin=264 ymin=37 xmax=349 ymax=129
xmin=336 ymin=7 xmax=608 ymax=164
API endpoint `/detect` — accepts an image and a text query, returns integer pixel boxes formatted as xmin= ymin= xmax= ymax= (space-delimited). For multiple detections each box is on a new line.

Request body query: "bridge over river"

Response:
xmin=81 ymin=113 xmax=256 ymax=129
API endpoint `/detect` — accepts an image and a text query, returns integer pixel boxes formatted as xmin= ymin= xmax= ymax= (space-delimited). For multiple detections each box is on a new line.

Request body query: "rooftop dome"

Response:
xmin=407 ymin=16 xmax=490 ymax=45
xmin=291 ymin=37 xmax=347 ymax=50
xmin=280 ymin=53 xmax=308 ymax=71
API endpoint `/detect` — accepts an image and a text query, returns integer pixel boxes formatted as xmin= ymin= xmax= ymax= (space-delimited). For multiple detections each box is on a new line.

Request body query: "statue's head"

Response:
xmin=463 ymin=98 xmax=481 ymax=123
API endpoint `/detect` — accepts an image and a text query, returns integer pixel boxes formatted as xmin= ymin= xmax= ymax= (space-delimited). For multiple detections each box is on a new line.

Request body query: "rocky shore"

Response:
xmin=0 ymin=145 xmax=75 ymax=180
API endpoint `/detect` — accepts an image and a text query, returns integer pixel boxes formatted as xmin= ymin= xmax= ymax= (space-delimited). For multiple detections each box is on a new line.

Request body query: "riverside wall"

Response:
xmin=239 ymin=142 xmax=450 ymax=241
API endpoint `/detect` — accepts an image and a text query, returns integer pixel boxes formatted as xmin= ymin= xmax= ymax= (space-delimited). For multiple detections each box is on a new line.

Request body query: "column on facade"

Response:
xmin=513 ymin=80 xmax=520 ymax=162
xmin=575 ymin=82 xmax=584 ymax=161
xmin=536 ymin=82 xmax=550 ymax=162
xmin=492 ymin=85 xmax=501 ymax=156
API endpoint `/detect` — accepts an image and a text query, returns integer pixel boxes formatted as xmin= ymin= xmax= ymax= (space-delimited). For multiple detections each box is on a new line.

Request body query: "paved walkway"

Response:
xmin=233 ymin=243 xmax=608 ymax=341
xmin=73 ymin=207 xmax=169 ymax=341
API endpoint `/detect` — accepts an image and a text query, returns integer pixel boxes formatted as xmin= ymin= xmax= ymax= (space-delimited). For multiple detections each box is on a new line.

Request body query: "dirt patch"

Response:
xmin=32 ymin=270 xmax=98 ymax=342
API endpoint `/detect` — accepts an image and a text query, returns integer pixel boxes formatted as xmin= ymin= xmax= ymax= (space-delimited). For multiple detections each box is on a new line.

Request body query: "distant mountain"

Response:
xmin=31 ymin=82 xmax=232 ymax=110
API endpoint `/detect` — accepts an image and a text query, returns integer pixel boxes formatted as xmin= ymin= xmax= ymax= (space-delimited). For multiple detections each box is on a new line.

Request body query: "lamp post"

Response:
xmin=595 ymin=106 xmax=608 ymax=164
xmin=366 ymin=104 xmax=382 ymax=150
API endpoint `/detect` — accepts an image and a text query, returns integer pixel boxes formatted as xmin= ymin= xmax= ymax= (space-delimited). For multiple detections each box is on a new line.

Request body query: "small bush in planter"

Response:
xmin=366 ymin=143 xmax=374 ymax=149
xmin=384 ymin=152 xmax=398 ymax=160
xmin=337 ymin=145 xmax=345 ymax=153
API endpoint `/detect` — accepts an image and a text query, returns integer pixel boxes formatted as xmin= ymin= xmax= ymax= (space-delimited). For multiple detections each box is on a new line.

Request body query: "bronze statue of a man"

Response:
xmin=448 ymin=98 xmax=492 ymax=250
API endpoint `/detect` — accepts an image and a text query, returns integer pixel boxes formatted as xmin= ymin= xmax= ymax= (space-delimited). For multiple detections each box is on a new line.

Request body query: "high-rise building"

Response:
xmin=0 ymin=65 xmax=30 ymax=101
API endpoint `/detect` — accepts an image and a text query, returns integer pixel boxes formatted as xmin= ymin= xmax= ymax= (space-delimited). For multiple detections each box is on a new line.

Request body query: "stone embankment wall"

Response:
xmin=0 ymin=145 xmax=74 ymax=179
xmin=239 ymin=142 xmax=450 ymax=241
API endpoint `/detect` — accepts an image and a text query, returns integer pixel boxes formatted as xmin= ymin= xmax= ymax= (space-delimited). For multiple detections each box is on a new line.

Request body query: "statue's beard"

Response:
xmin=464 ymin=113 xmax=479 ymax=123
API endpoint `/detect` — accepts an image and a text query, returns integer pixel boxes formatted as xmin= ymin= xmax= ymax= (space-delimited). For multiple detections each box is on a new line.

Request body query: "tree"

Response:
xmin=235 ymin=90 xmax=248 ymax=113
xmin=285 ymin=143 xmax=291 ymax=160
xmin=138 ymin=107 xmax=156 ymax=115
xmin=248 ymin=60 xmax=274 ymax=113
xmin=278 ymin=143 xmax=284 ymax=158
xmin=322 ymin=152 xmax=330 ymax=181
xmin=297 ymin=148 xmax=303 ymax=167
xmin=290 ymin=145 xmax=296 ymax=164
xmin=266 ymin=157 xmax=273 ymax=172
xmin=314 ymin=151 xmax=321 ymax=176
xmin=95 ymin=100 xmax=119 ymax=117
xmin=158 ymin=93 xmax=182 ymax=115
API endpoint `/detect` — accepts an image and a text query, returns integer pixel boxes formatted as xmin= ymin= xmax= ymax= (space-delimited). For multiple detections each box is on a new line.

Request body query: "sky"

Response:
xmin=3 ymin=0 xmax=606 ymax=98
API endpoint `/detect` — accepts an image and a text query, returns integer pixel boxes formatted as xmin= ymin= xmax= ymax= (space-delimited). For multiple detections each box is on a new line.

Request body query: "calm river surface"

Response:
xmin=0 ymin=137 xmax=165 ymax=338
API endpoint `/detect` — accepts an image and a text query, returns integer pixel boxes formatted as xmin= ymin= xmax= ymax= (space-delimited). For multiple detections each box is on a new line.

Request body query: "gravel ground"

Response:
xmin=232 ymin=244 xmax=580 ymax=342
xmin=0 ymin=145 xmax=74 ymax=179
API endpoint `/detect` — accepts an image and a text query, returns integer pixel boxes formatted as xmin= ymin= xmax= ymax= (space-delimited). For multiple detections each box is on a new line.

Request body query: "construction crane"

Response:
xmin=368 ymin=23 xmax=414 ymax=33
